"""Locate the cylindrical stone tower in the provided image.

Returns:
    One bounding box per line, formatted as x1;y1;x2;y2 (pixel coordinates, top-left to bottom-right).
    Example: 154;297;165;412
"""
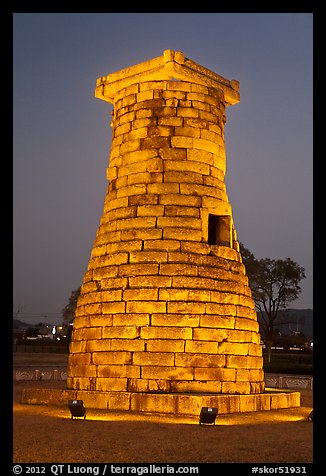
67;50;265;396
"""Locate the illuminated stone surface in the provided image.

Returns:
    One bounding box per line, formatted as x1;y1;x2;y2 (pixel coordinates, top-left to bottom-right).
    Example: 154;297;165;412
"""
21;387;300;415
68;50;265;396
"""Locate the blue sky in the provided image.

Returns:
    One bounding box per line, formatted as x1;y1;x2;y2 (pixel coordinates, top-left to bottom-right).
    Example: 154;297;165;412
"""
13;13;313;324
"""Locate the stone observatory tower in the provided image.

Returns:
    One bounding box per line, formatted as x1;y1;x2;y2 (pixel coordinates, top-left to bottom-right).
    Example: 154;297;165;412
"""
67;50;265;397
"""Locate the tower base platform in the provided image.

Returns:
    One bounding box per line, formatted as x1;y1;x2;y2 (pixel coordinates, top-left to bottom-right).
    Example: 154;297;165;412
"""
21;387;300;416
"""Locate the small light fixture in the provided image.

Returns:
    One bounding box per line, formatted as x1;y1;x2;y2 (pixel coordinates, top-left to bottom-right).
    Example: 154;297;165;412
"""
199;407;218;425
68;400;87;420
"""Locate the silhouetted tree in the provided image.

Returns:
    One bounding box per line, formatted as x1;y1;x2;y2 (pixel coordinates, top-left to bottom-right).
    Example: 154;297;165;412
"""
240;243;306;362
62;287;81;327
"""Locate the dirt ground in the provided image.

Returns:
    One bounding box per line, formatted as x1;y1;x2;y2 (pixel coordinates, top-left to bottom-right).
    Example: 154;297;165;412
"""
13;353;313;464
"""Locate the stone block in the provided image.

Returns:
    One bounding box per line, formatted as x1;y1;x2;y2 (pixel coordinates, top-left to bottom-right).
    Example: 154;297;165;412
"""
247;356;264;369
164;170;203;185
98;365;140;378
86;339;111;352
146;182;180;195
102;302;126;314
179;183;217;198
88;314;113;327
136;90;154;102
234;317;259;332
89;253;129;268
73;391;109;409
120;228;162;241
69;352;91;365
137;204;165;216
123;288;158;301
192;327;229;342
101;290;123;302
118;263;159;276
147;125;173;137
110;338;145;351
159;288;210;303
128;194;158;206
128;275;172;288
210;291;239;305
102;326;140;339
171;380;222;394
129;251;168;263
163;228;202;241
158;216;202;229
80;281;98;294
159;194;201;207
92;351;132;365
251;382;266;394
72;316;90;329
175;353;225;368
84;303;103;316
171;136;194;149
101;277;128;290
146;339;185;352
141;366;194;381
158;116;183;127
194;367;236;381
128;378;171;393
163;205;200;218
105;241;143;254
132;351;175;366
141;326;192;340
159;263;198;276
115;217;157;231
248;342;264;356
116;184;147;198
122;149;158;164
151;312;200;327
167;301;206;314
176;107;199;118
74;305;85;318
185;340;218;354
205;303;236;316
237;369;264;382
226;355;250;368
127;171;163;186
143;239;180;252
220;342;249;356
126;301;166;314
199;267;231;281
69;341;87;354
73;364;98;378
73;327;102;341
105;392;131;411
172;275;215;290
140;136;171;149
130;392;178;413
114;122;131;137
120;139;141;154
135;105;153;117
192;100;210;112
221;382;250;394
96;378;128;392
236;305;257;319
226;329;253;343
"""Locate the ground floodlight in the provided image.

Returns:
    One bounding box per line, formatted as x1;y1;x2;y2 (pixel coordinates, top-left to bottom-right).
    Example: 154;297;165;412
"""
199;407;218;425
68;400;86;419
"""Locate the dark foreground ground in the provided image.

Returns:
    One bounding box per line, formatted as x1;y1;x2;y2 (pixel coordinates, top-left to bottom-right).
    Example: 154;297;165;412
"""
13;381;313;464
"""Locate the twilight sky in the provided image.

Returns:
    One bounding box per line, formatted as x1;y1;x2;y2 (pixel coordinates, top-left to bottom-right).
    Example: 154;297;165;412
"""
13;13;313;324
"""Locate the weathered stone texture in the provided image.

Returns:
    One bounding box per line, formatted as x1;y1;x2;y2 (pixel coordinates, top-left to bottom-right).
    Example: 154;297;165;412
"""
68;50;265;396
